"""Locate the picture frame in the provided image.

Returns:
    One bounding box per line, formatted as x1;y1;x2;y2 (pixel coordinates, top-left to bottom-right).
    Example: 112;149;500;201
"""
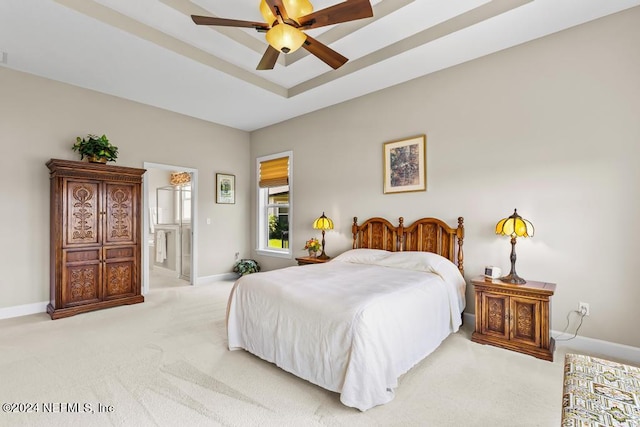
216;173;235;204
383;135;427;194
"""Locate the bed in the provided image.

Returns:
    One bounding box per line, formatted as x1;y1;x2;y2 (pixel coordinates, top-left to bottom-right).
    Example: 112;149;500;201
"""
227;216;465;411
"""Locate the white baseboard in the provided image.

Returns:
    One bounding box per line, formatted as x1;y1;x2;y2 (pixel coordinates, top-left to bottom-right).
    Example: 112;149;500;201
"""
463;313;640;365
552;329;640;365
152;265;179;276
463;312;475;326
0;301;49;320
195;272;238;285
0;274;238;321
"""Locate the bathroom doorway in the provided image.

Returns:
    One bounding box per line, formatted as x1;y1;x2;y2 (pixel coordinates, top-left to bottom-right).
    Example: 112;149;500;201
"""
142;162;198;293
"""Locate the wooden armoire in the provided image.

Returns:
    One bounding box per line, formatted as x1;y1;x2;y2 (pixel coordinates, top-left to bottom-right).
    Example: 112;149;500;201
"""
47;159;146;319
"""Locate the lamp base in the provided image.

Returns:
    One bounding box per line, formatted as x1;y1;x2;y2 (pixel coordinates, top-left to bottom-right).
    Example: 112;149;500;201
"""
316;251;330;260
499;273;526;285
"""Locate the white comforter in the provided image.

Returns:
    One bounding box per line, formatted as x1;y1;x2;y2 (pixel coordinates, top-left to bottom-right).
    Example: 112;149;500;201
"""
227;250;466;411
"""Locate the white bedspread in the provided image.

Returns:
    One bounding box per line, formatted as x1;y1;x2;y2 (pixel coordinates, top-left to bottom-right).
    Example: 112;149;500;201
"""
227;250;465;411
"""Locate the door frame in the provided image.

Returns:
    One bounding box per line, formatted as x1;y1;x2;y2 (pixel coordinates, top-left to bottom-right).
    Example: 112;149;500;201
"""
142;162;198;294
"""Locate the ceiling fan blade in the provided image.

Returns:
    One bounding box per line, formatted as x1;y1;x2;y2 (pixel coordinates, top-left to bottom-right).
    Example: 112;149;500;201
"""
191;15;269;31
302;35;348;70
298;0;373;30
257;45;280;70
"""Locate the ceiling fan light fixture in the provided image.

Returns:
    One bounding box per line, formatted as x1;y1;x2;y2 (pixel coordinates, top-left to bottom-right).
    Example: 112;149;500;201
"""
260;0;313;25
259;1;277;26
193;0;372;69
284;0;313;23
266;24;307;54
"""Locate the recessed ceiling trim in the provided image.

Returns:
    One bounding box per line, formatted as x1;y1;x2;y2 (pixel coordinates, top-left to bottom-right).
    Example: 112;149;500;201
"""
162;0;413;70
283;0;416;67
289;0;533;97
6;0;637;131
160;0;275;59
54;0;287;97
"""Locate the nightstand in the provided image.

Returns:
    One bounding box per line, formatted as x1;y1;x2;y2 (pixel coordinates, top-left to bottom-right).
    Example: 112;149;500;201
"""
295;256;330;266
471;276;556;361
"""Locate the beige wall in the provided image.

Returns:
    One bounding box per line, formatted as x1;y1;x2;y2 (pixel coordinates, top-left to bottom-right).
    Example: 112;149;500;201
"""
250;7;640;347
0;67;250;308
1;7;638;348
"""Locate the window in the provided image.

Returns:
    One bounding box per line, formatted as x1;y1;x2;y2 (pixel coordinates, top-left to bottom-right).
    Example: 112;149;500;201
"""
256;151;292;258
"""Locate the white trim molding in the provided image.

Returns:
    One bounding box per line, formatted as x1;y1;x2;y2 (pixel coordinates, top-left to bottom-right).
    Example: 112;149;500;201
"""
143;161;198;295
255;150;293;259
196;273;238;285
552;329;640;365
0;301;49;320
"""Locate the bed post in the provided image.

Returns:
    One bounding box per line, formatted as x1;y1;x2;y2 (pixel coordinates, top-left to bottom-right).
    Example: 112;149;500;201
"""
457;217;464;275
397;217;404;251
352;217;358;249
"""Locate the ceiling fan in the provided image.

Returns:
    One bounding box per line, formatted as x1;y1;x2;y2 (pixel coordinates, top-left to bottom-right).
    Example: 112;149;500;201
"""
191;0;373;70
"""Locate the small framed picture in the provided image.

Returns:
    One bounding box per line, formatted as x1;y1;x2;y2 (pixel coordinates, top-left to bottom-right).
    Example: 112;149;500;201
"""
216;173;235;204
383;135;426;194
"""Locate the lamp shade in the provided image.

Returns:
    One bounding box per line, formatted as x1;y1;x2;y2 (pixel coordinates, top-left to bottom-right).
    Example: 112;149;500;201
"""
260;0;313;25
313;212;334;230
265;24;307;54
259;0;277;25
495;209;534;238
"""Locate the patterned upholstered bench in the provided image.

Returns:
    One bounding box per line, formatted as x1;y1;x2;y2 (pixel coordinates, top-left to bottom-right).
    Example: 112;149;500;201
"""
562;353;640;426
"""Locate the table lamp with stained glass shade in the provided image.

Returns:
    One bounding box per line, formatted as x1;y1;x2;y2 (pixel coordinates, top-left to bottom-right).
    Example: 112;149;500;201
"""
495;209;534;284
312;212;334;260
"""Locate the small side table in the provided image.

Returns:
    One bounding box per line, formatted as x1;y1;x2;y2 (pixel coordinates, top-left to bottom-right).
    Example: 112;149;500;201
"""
295;256;330;266
471;276;556;361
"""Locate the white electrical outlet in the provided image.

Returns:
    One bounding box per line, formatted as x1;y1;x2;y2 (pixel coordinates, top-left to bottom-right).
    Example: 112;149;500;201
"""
578;302;590;316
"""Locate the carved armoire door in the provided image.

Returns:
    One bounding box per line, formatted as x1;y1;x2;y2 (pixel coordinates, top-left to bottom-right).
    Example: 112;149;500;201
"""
61;247;102;307
103;182;138;300
61;179;102;307
104;183;136;246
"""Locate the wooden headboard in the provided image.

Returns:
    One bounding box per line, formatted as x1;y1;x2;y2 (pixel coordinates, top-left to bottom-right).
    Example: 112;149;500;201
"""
352;216;464;274
351;217;400;252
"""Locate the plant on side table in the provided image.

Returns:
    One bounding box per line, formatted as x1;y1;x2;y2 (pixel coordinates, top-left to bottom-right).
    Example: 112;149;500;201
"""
233;259;261;276
72;134;118;163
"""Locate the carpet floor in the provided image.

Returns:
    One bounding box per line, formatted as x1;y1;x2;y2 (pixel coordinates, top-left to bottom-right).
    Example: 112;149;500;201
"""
0;280;565;426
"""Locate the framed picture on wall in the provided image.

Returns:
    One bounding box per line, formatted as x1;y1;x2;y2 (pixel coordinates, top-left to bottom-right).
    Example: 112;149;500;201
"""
216;173;235;204
383;135;426;194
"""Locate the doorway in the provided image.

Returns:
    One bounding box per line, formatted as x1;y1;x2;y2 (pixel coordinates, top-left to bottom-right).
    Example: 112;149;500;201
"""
142;162;198;293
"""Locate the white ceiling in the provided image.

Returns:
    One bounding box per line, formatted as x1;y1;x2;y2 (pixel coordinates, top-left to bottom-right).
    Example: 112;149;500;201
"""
1;0;639;131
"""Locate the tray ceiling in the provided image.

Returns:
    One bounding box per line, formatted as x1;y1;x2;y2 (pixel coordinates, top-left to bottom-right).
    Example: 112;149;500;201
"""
1;0;638;131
